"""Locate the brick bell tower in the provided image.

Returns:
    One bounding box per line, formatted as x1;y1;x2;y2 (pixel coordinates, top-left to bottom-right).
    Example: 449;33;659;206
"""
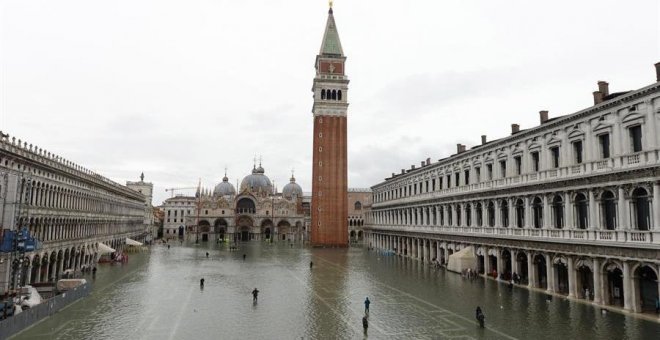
311;3;349;247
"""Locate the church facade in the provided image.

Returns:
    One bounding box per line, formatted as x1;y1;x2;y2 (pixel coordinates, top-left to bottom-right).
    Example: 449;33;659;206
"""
162;164;308;242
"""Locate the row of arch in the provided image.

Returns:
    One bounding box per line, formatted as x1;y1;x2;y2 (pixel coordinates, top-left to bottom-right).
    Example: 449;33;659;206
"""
19;178;142;215
368;232;660;314
320;89;342;101
9;238;130;288
371;185;655;231
20;216;144;243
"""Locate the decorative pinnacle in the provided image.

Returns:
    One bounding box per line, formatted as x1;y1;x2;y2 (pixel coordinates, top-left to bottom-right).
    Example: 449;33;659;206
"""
329;0;333;8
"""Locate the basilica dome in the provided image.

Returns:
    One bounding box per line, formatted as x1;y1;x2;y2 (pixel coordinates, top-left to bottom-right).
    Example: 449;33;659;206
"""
213;174;236;197
282;175;303;199
240;165;273;193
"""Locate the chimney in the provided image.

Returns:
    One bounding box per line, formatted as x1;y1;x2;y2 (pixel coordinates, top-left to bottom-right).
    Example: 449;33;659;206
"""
597;81;609;97
539;110;549;124
426;157;431;165
655;62;660;82
421;161;425;167
511;124;520;134
401;169;405;174
481;135;487;145
392;173;396;178
593;91;604;105
411;165;416;170
456;144;466;153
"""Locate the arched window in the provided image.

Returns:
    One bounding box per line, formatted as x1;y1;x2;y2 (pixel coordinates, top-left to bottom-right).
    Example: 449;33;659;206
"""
532;197;543;228
321;89;326;100
465;204;472;226
354;201;362;210
552;195;564;228
574;193;588;229
338;90;342;100
331;90;337;100
476;203;483;226
500;200;509;227
487;202;495;227
601;190;616;230
632;187;650;230
515;199;524;228
236;198;256;214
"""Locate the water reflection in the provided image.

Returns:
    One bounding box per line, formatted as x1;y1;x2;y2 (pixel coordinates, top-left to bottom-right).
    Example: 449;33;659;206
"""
11;242;660;340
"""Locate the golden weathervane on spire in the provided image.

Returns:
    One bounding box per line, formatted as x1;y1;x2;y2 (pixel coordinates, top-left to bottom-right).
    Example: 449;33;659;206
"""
329;0;333;9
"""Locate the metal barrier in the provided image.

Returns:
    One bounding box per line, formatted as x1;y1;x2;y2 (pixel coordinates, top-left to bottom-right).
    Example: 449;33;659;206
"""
0;283;91;339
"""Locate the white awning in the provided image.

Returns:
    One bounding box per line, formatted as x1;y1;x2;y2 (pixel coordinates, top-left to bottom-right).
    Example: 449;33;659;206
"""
126;238;143;246
98;243;115;254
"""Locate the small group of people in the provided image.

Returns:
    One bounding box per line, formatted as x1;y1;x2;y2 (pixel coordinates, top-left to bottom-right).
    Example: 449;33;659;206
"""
362;297;371;334
462;268;478;280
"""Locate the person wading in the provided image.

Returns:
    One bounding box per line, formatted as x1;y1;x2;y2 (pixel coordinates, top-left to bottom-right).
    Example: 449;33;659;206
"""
475;306;485;328
364;297;371;314
252;288;259;302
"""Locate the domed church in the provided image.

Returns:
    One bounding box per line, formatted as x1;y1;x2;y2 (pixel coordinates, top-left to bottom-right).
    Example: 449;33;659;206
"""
163;162;308;242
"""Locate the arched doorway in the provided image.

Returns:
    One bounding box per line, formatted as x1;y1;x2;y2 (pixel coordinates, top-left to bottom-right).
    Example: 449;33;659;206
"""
516;252;528;285
534;254;547;289
277;220;290;241
500;200;509;227
554;257;569;295
199;220;211;242
501;249;512;280
532;197;543;228
634;265;658;312
214;218;228;241
262;219;274;241
264;228;271;240
515;199;525;228
552;195;564;228
237;216;253;241
604;262;624;307
576;260;594;300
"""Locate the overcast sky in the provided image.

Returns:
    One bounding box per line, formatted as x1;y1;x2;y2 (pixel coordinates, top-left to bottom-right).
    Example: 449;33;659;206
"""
1;0;658;205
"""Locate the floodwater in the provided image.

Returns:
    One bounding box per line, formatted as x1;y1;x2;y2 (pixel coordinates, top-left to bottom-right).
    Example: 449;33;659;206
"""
12;241;660;340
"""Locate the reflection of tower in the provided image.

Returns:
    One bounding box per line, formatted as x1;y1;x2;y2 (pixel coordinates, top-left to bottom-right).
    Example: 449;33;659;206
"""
311;3;349;247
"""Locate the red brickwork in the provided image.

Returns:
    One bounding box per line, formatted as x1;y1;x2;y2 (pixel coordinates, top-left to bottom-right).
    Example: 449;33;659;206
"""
311;115;348;246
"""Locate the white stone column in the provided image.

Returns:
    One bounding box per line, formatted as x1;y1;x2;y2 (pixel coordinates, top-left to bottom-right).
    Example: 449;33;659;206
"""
496;249;503;280
623;261;632;311
524;197;531;228
527;252;536;288
543;195;551;228
508;198;514;228
593;258;603;304
25;261;33;284
588;190;596;229
510;250;517;279
565;192;574;229
653;182;659;230
495;202;501;228
567;256;576;298
618;187;629;229
482;202;488;227
545;254;554;293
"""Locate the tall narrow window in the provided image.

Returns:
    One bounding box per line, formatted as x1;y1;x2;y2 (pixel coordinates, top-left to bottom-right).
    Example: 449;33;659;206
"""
551;147;560;168
475;167;481;182
514;156;522;175
531;151;540;172
464;170;470;185
455;173;460;187
630;125;643;152
573;141;583;164
599;134;610;159
431;179;436;191
499;160;507;178
446;175;451;188
486;164;493;180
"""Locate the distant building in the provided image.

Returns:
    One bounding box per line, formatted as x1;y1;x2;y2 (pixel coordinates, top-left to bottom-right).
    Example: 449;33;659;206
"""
348;188;371;243
126;172;157;241
161;164;309;242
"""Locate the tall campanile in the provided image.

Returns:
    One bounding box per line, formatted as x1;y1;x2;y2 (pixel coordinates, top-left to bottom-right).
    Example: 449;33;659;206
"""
311;3;349;247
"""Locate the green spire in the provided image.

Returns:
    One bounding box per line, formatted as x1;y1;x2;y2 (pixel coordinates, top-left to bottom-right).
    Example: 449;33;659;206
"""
319;7;343;56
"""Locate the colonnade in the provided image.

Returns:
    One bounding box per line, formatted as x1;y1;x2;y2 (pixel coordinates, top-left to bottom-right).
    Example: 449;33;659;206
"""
366;231;660;314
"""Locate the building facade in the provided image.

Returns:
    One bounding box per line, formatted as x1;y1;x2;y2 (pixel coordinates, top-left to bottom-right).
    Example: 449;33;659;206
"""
126;173;157;241
348;188;371;243
162;165;309;242
0;132;148;294
366;64;660;315
311;4;349;247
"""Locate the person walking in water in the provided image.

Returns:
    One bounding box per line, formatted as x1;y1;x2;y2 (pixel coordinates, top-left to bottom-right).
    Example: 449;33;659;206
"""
310;261;314;269
243;254;247;261
206;252;209;258
364;297;371;314
200;278;205;287
252;288;259;302
362;315;368;334
475;306;485;328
